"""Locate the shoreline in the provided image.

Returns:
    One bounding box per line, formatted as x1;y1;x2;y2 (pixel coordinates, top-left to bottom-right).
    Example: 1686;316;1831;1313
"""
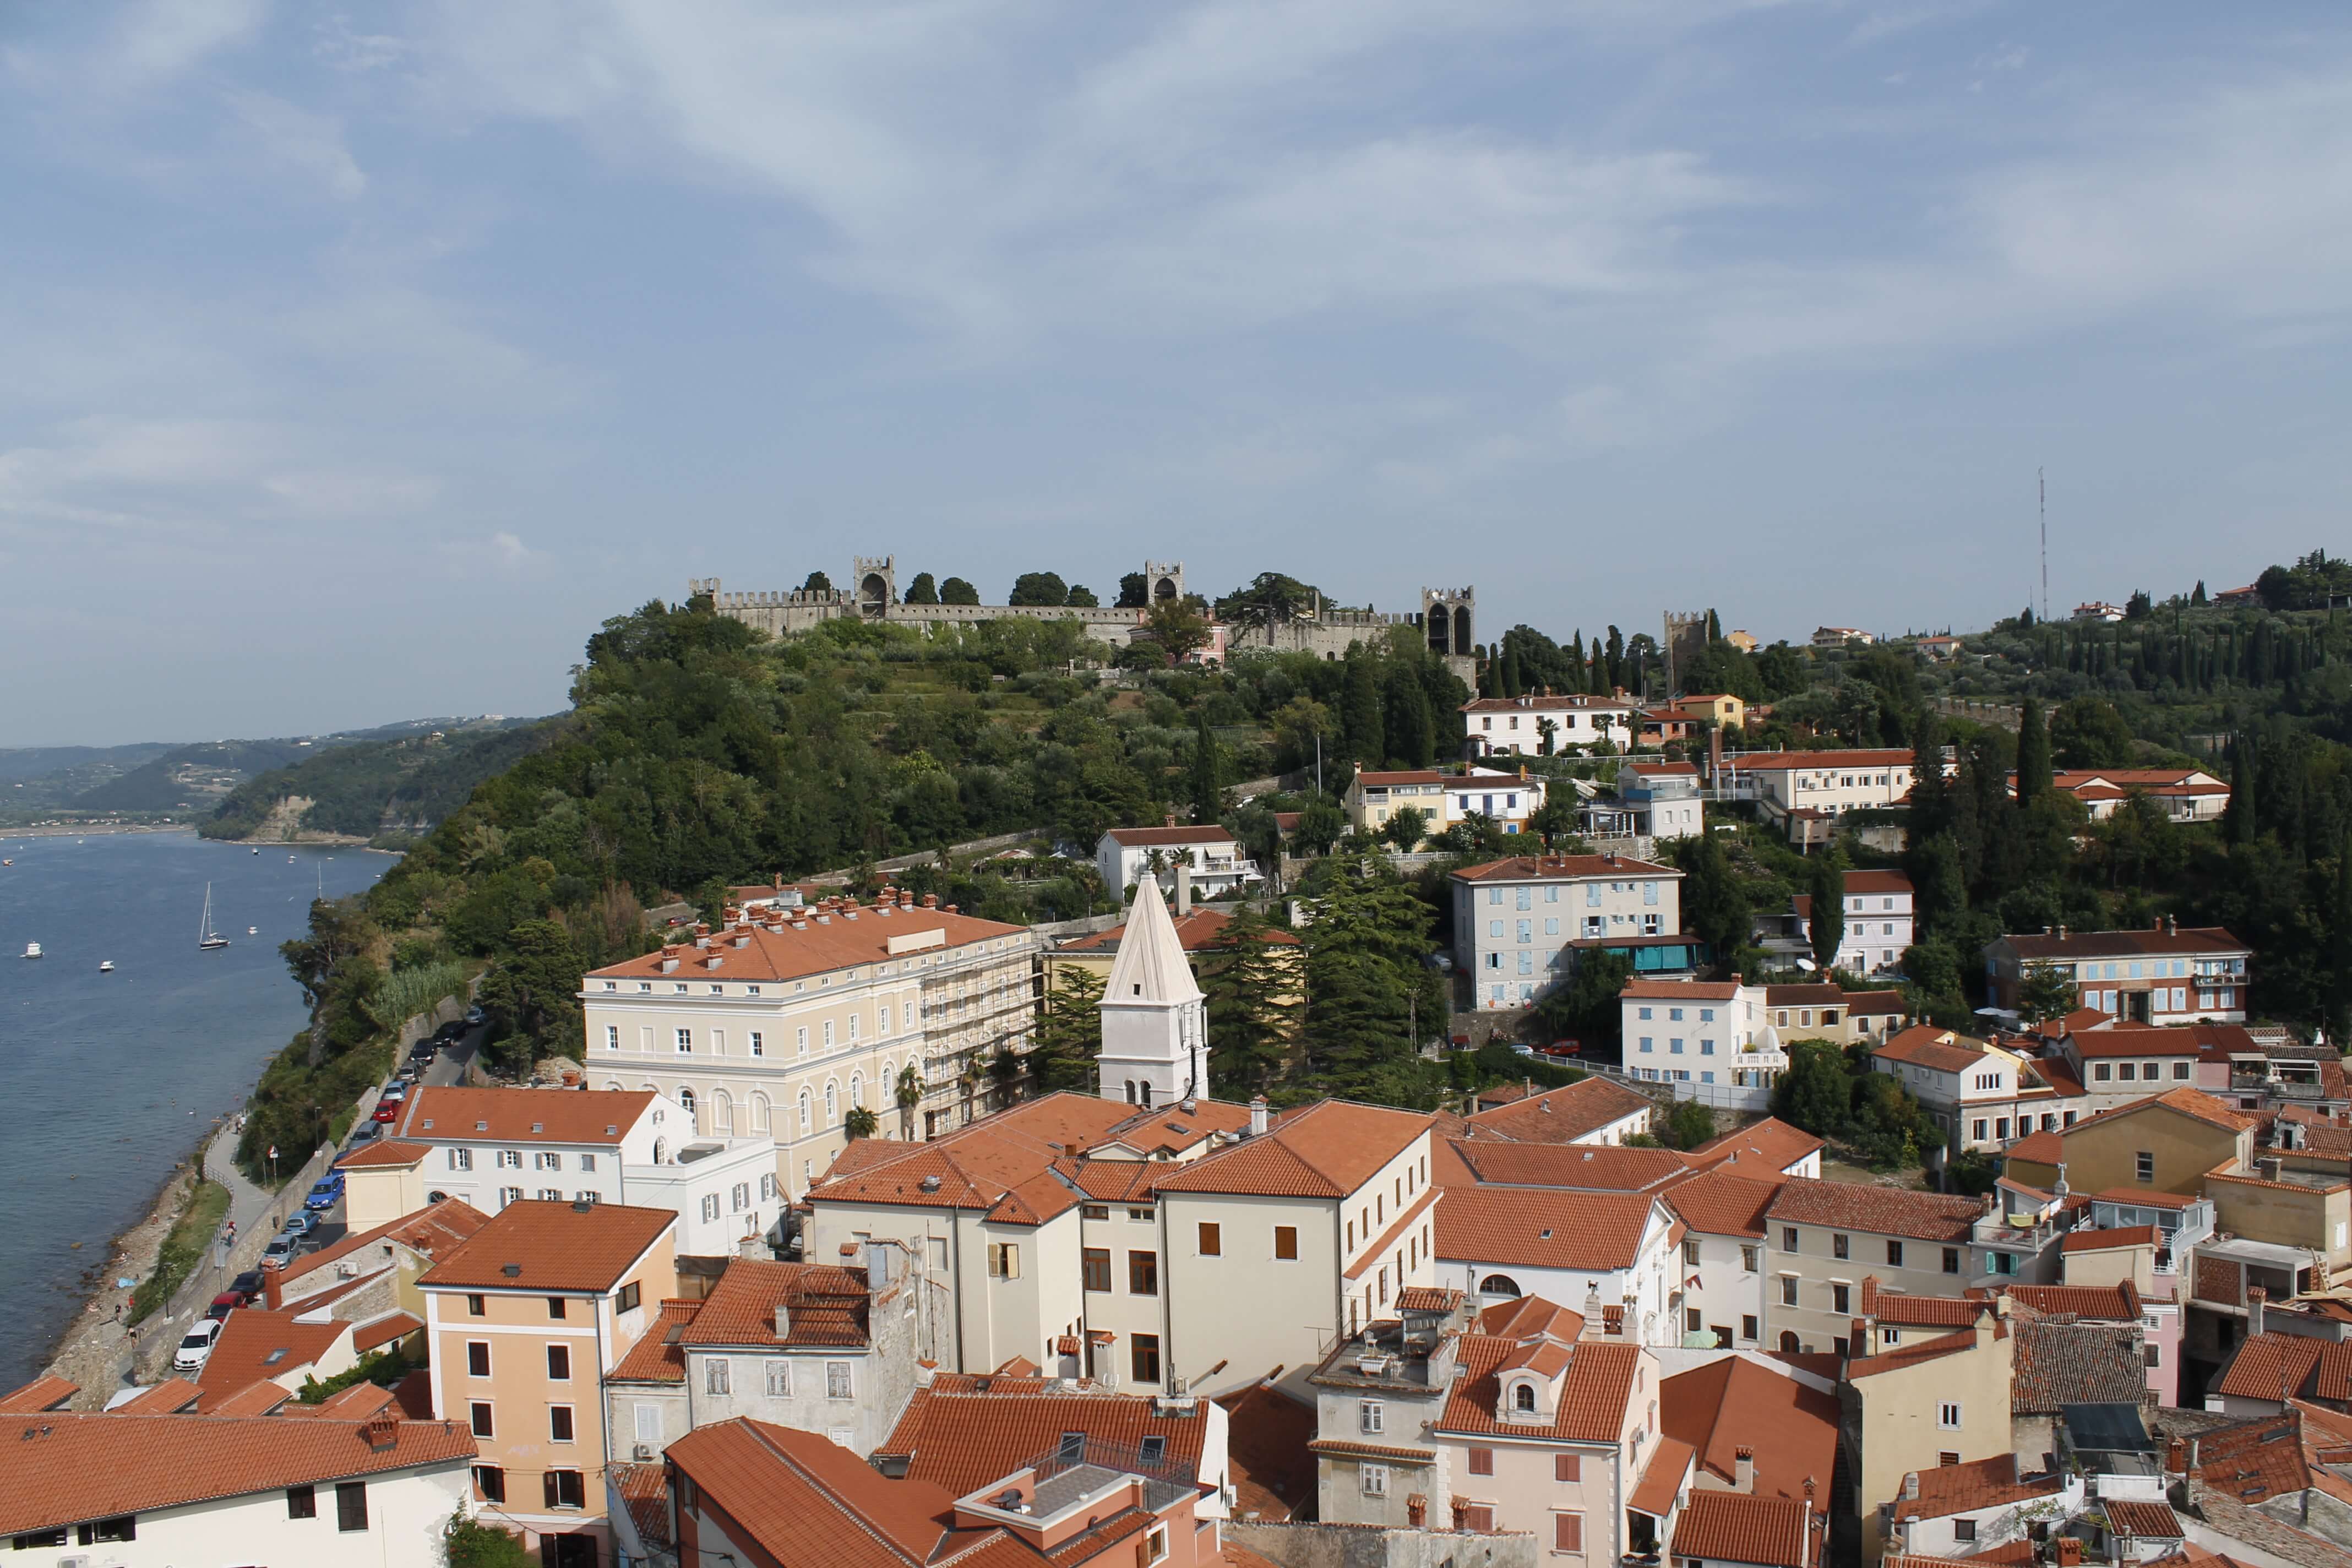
39;1128;216;1405
0;823;197;840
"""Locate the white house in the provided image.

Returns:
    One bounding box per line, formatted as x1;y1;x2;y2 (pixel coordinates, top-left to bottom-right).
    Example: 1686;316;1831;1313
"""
1868;1027;2056;1152
1616;761;1706;841
0;1397;476;1565
1618;979;1781;1090
1461;693;1642;758
381;1086;782;1254
1719;750;1919;830
1434;1185;1682;1346
1452;853;1687;1010
1346;767;1546;842
1657;1171;1782;1349
1787;869;1914;976
1096;824;1261;898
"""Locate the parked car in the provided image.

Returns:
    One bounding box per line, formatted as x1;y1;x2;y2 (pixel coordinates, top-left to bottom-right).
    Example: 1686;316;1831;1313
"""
371;1102;399;1124
281;1213;314;1238
464;1005;484;1026
173;1318;225;1373
229;1270;263;1299
380;1081;408;1101
206;1292;242;1320
260;1236;296;1269
303;1189;339;1213
348;1121;382;1145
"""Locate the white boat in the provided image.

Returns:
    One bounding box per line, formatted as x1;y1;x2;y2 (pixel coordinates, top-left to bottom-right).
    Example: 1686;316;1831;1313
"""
99;960;114;973
247;926;257;936
197;884;231;951
23;942;39;960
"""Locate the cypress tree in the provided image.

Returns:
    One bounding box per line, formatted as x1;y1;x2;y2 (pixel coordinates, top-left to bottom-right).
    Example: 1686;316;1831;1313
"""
2015;698;2050;807
1188;711;1225;824
1341;654;1385;767
1384;665;1435;768
1808;858;1845;972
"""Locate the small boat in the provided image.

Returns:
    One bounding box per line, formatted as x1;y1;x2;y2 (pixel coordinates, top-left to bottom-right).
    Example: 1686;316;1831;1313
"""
247;926;258;936
197;884;231;951
251;848;258;854
99;960;114;973
23;942;40;960
288;855;296;863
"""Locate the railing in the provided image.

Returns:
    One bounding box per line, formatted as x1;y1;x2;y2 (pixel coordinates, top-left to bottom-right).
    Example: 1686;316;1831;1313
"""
1020;1434;1197;1490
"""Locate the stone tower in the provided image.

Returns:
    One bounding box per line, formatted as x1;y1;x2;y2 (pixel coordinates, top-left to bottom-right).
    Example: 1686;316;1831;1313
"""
1144;561;1186;604
1096;881;1208;1110
852;556;897;618
1422;586;1475;657
1663;611;1709;693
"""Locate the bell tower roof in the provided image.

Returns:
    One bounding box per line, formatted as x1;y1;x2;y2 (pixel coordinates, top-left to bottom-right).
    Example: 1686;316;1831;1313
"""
1105;880;1204;1006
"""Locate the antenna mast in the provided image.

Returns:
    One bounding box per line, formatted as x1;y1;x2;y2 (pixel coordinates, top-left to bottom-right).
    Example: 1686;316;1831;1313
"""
2039;467;2048;623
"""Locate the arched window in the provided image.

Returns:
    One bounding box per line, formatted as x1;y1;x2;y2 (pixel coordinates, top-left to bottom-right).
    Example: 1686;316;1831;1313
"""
1778;1331;1800;1354
848;1071;863;1109
1477;1274;1522;1299
712;1089;734;1135
603;1080;624;1092
1124;1081;1136;1104
678;1087;698;1126
824;1081;838;1126
1513;1383;1537;1413
749;1093;771;1134
1138;1082;1153;1108
797;1090;813;1135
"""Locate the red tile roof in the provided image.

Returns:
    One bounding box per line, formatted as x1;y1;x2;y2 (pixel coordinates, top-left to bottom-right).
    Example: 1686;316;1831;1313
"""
1216;1381;1316;1523
2100;1086;2258;1131
1460;1076;1657;1144
667;1418;977;1568
1102;825;1236;846
1437;1332;1640;1445
2104;1499;2184;1539
2002;1282;2141;1319
112;1379;203;1414
2213;1335;2352;1407
682;1261;871;1349
191;1308;354;1402
1684;1118;1825;1176
1658;1356;1838;1500
1058;907;1299;954
1723;749;1915;771
1451;853;1679;882
2006;1129;2065;1166
608;1300;700;1384
418;1199;673;1293
1859;1280;1980;1329
1873;1026;1990;1074
808;1093;1197;1215
352;1311;423;1353
1152;1099;1429;1199
1622;978;1743;1001
2012;1318;2149;1413
0;1376;78;1413
1891;1454;2062;1521
0;1412;474;1536
284;1196;489;1291
1764;1180;1983;1242
1999;927;2248;960
395;1086;657;1145
2066;1029;2208;1059
589;900;1030;984
1673;1489;1821;1568
1628;1435;1695;1516
1659;1170;1785;1238
2087;1186;2196;1209
1446;1140;1691;1193
879;1386;1212;1500
1435;1186;1661;1271
334;1138;430;1168
1848;1325;1990;1380
2184;1412;2313;1505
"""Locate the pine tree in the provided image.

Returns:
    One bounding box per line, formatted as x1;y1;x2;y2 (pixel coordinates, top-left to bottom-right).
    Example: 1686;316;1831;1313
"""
2015;698;2050;807
1201;907;1304;1093
1032;967;1106;1092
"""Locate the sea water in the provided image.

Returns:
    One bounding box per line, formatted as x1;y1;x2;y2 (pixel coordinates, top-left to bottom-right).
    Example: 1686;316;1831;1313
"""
0;833;388;1385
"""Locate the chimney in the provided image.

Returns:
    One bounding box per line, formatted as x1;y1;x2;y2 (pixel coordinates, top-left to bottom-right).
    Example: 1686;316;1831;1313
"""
1734;1447;1755;1493
2166;913;2178;935
264;1265;283;1311
1580;1281;1605;1338
1902;1472;1919;1502
2257;1156;2282;1183
1248;1096;1268;1137
774;1304;792;1340
868;1240;892;1290
361;1411;399;1452
1176;863;1193;919
2053;1161;2070;1201
1981;1191;1999;1216
1849;1316;1872;1360
1165;812;1178;829
2054;1538;2083;1568
2057;924;2067;940
2247;1286;2266;1338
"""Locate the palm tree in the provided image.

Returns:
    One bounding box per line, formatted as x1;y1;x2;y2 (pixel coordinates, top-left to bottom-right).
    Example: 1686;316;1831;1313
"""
894;1063;923;1140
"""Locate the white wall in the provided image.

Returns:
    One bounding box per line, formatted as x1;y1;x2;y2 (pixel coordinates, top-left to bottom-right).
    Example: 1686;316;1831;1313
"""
62;1460;473;1568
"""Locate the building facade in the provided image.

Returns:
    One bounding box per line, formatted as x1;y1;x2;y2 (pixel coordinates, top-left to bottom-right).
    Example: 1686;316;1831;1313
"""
1462;693;1642;758
1983;922;2252;1024
1453;854;1686;1010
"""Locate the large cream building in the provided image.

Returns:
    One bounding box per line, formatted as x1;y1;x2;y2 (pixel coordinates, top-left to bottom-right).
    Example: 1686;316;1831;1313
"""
579;890;1041;1200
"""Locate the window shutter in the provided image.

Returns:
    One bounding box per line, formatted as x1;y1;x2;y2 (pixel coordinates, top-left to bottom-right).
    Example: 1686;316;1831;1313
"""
1556;1453;1581;1482
1556;1513;1582;1551
543;1470;562;1510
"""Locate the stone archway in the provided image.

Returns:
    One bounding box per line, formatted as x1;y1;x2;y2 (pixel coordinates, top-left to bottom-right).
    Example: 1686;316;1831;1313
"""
859;573;890;617
1453;605;1472;653
1153;576;1180;602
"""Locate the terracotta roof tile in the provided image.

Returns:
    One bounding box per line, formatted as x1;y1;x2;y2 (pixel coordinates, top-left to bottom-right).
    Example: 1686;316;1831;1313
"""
395;1086;657;1145
1891;1454;2062;1521
682;1261;870;1349
1447;1139;1690;1193
2213;1335;2352;1407
1684;1118;1824;1175
1461;1077;1657;1144
2000;927;2248;961
2067;1031;2209;1060
0;1376;78;1413
608;1300;701;1384
1764;1180;1983;1242
1660;1170;1786;1238
879;1386;1211;1501
418;1199;673;1293
1672;1489;1821;1568
2012;1319;2149;1414
1152;1099;1428;1199
1436;1186;1660;1271
2001;1282;2141;1319
1058;907;1299;954
204;1380;296;1417
2184;1412;2313;1505
333;1138;431;1168
1629;1435;1695;1516
2006;1129;2065;1166
2105;1500;2185;1539
283;1196;490;1291
1848;1326;1988;1380
1873;1026;1991;1074
1622;978;1742;1001
1859;1280;1979;1329
1723;749;1915;772
611;1460;673;1548
1438;1331;1640;1445
1451;853;1680;883
191;1308;353;1402
1101;826;1237;846
0;1413;474;1536
667;1417;978;1568
112;1379;203;1414
1658;1357;1839;1500
589;901;1032;986
352;1311;423;1353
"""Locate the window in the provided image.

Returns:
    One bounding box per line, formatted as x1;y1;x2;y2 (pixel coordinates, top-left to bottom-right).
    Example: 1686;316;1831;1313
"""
543;1470;586;1510
1129;1250;1159;1295
1954;1520;1978;1543
1362;1463;1389;1497
761;1358;792;1396
1741;1315;1760;1342
2093;1063;2112;1082
1199;1222;1221;1256
335;1482;368;1533
1082;1248;1112;1292
701;1194;720;1222
1360;1399;1385;1434
287;1484;317;1518
1275;1226;1298;1260
1685;1308;1702;1333
472;1466;504;1503
547;1343;570;1380
1781;1226;1799;1252
604;1025;619;1050
1468;1446;1495;1476
750;1031;764;1057
706;1359;731;1396
1942;1248;1961;1275
1131;1333;1162;1384
617;1281;641;1314
469;1401;494;1438
545;1295;567;1320
1555;1513;1585;1553
467;1341;491;1377
465;1293;486;1317
827;1360;854;1400
549;1404;575;1442
676;1027;692;1053
1082;1203;1109;1221
1887;1240;1904;1267
1683;1239;1700;1265
1832;1233;1849;1260
1556;1453;1582;1482
1832;1283;1850;1315
1741;1245;1760;1272
580;1153;596;1172
2135;1151;2154;1183
1939;1402;1962;1429
449;1148;473;1172
988;1242;1021;1278
732;1182;750;1213
1781;1277;1798;1306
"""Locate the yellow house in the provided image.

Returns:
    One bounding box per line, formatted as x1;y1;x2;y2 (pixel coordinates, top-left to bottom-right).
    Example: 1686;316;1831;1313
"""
1998;1086;2254;1199
1843;1298;2017;1565
420;1200;678;1564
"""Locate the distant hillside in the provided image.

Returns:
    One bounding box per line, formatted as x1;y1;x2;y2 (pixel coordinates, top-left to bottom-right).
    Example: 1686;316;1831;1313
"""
73;738;323;813
0;743;179;808
200;718;560;845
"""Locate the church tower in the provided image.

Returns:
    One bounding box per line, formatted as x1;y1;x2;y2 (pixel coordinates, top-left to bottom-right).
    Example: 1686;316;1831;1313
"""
1097;881;1208;1109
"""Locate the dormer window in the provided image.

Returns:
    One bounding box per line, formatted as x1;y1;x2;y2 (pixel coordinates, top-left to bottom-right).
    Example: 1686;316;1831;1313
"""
1513;1384;1536;1413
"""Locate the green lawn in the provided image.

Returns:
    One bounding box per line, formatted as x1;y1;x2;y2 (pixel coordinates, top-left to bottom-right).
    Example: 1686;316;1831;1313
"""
128;1177;231;1325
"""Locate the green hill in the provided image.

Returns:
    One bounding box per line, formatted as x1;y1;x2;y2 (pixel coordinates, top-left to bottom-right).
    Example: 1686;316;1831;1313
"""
201;719;557;845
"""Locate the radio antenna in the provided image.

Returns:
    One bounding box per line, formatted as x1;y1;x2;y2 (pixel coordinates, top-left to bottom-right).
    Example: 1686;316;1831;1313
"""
2039;467;2048;623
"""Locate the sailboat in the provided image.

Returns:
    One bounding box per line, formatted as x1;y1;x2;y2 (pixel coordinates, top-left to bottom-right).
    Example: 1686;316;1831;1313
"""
197;884;231;951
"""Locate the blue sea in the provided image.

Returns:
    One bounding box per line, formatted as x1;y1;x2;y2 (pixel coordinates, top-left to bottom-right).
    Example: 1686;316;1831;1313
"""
0;832;389;1385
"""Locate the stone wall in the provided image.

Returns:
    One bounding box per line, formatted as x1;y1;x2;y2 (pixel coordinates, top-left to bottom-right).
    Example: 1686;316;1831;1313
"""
1226;1521;1538;1568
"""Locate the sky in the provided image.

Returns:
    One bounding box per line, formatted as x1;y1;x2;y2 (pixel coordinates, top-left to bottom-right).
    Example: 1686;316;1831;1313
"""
4;2;2350;746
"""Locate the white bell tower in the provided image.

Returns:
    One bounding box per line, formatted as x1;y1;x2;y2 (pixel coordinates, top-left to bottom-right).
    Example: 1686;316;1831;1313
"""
1097;881;1208;1109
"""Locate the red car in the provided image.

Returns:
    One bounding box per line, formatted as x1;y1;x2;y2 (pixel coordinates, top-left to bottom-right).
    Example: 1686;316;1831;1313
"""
371;1101;400;1123
205;1292;241;1321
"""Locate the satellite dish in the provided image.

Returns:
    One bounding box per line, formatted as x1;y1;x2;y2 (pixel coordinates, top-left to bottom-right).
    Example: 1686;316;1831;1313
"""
1794;957;1817;972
